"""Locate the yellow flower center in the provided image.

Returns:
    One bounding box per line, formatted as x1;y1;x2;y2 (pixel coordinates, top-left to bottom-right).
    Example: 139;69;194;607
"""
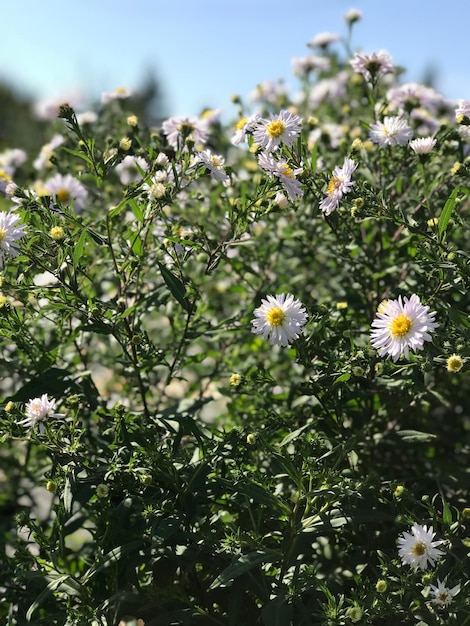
447;355;463;372
0;170;11;182
0;227;7;244
390;313;412;338
236;117;247;131
279;164;294;179
210;155;222;167
266;119;286;138
56;187;71;203
412;541;426;556
266;307;285;327
327;175;343;195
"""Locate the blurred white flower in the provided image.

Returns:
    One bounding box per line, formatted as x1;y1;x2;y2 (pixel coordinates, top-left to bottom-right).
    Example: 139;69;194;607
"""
45;173;88;212
369;116;413;146
350;50;394;82
0;211;26;267
115;155;148;185
430;579;460;606
101;86;132;104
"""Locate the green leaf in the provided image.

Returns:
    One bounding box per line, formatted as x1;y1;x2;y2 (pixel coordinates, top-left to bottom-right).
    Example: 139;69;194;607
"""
262;596;293;626
396;430;436;442
157;261;192;312
63;475;73;515
209;550;280;590
82;540;144;584
438;186;460;238
27;574;82;621
72;229;89;268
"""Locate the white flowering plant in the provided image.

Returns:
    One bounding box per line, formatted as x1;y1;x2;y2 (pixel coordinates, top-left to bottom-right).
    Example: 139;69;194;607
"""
0;13;469;626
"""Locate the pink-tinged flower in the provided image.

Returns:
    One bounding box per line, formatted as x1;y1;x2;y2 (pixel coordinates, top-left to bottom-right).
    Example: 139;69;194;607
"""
258;152;303;202
409;137;436;154
307;32;340;48
253;110;302;152
251;293;308;347
101;86;132;104
387;83;444;114
195;150;230;186
0;149;27;176
231;114;261;146
161;115;209;149
33;134;65;170
319;158;357;216
0;211;26;267
350;50;394;82
249;80;288;105
308;72;349;107
18;394;65;432
455;99;470;122
45;173;88;212
291;55;330;76
115;155;149;185
369;116;413;146
370;294;438;361
397;523;444;570
430;579;460;606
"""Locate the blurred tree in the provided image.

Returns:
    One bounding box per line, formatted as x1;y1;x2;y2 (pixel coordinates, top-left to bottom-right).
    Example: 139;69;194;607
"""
0;82;48;155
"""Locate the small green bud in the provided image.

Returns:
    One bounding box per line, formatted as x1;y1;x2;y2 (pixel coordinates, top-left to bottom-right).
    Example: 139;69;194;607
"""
375;579;387;593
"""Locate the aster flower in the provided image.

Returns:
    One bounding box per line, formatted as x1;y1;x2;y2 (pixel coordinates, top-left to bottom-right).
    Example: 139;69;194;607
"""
350;50;394;82
409;137;436;154
18;393;65;432
253;110;302;152
397;523;444;570
161;115;209;150
249;80;287;105
387;83;443;115
446;353;463;372
0;148;27;176
195;150;230;186
115;155;149;185
430;579;460;606
258;152;303;202
33;134;65;170
0;211;26;268
251;293;308;347
101;86;132;104
45;173;88;212
344;9;362;23
319;157;357;216
291;55;330;76
370;294;438;361
369;116;413;146
308;72;349;107
455;99;470;122
307;32;340;48
231;114;261;146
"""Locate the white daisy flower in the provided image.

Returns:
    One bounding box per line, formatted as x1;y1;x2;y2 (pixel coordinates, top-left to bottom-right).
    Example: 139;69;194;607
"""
409;137;436;154
161;115;209;149
307;32;340;48
350;50;394;82
115;155;149;185
251;293;308;347
370;294;438;362
195;149;230;186
369;116;413;146
319;157;357;216
253;110;302;152
455;99;470;122
258;153;303;202
430;579;460;606
231;114;261;146
397;523;444;570
0;148;27;176
0;211;26;268
291;55;330;77
45;173;88;212
33;134;65;170
101;86;132;104
18;393;65;432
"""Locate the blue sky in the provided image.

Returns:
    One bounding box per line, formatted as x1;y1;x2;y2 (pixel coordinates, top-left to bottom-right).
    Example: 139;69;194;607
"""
1;0;469;119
